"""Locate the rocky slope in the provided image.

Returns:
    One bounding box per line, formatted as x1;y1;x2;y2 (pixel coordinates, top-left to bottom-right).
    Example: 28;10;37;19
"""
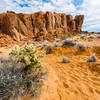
0;11;84;41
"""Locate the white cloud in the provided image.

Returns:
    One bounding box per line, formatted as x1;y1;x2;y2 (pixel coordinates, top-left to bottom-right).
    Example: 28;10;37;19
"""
0;0;7;12
81;0;100;32
41;3;55;12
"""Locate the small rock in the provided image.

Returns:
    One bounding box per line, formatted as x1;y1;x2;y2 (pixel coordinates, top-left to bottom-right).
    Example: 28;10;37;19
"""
62;56;70;63
87;54;98;63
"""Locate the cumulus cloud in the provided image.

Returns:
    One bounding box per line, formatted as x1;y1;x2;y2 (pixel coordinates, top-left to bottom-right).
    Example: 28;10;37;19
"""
81;0;100;32
0;0;100;32
0;0;7;12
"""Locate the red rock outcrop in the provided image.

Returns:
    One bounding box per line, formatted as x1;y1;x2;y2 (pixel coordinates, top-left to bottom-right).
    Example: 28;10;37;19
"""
0;11;84;41
74;15;84;32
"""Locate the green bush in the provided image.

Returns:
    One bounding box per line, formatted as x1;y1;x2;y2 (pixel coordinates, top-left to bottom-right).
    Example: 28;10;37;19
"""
0;44;46;100
10;44;45;67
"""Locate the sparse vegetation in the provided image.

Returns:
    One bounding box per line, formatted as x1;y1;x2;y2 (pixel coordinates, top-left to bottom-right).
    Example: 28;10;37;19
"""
0;54;13;63
42;40;48;47
54;42;59;47
0;50;2;53
62;56;70;63
46;46;53;54
88;35;95;39
80;34;86;39
96;35;100;39
87;54;98;63
0;44;46;100
62;38;76;47
36;43;43;48
55;38;61;42
54;31;72;40
76;43;86;50
10;44;45;67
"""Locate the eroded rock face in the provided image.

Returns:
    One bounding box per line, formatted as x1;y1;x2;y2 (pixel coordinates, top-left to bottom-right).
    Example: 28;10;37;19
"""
75;15;84;32
0;12;28;41
0;11;84;41
18;13;33;33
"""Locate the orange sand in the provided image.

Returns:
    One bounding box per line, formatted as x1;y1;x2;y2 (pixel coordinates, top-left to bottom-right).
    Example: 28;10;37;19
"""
1;34;100;100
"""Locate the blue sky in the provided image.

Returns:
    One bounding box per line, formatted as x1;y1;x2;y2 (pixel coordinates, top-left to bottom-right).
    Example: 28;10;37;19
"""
0;0;100;32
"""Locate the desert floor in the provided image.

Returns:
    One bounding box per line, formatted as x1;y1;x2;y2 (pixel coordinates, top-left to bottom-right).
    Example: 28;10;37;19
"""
1;34;100;100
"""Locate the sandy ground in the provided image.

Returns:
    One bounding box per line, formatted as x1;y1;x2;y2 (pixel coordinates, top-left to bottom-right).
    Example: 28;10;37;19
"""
1;34;100;100
38;34;100;100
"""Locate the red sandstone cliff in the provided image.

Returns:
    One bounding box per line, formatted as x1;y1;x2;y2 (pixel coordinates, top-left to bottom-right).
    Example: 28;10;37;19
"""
0;11;84;41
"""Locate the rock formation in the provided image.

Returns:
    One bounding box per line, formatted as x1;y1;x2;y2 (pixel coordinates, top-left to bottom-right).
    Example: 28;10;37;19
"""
0;11;84;41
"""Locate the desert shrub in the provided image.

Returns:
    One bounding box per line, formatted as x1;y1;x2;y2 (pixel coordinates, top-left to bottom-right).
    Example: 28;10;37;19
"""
0;54;12;63
0;61;24;100
87;54;98;63
96;35;100;39
62;56;70;63
36;43;43;48
76;43;86;50
80;34;86;39
0;44;46;100
0;50;2;53
43;40;48;44
62;38;76;47
88;35;95;39
62;31;72;39
54;42;59;47
46;46;53;54
10;44;45;67
42;40;48;47
55;38;61;42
